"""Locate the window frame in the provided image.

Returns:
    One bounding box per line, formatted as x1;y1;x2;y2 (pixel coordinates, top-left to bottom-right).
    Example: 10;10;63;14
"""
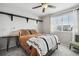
50;12;73;32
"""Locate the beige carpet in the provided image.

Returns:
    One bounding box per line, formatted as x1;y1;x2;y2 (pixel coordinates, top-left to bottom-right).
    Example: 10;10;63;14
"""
52;45;79;56
0;45;79;56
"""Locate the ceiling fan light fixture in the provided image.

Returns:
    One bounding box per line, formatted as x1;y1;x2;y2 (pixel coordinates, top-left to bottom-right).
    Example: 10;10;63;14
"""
32;3;56;13
42;4;48;8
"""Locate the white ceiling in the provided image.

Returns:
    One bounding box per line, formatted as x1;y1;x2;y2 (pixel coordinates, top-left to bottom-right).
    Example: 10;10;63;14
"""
0;3;79;16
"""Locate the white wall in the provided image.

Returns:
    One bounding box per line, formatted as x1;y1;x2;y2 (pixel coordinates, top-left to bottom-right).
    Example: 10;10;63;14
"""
39;16;50;34
77;10;79;33
0;14;11;36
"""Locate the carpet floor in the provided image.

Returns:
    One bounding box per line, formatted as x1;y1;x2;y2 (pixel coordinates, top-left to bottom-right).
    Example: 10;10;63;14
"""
0;45;79;56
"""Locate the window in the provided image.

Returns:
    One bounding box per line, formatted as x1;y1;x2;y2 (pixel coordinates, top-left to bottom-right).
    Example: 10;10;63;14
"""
63;13;73;31
50;12;73;32
51;16;62;32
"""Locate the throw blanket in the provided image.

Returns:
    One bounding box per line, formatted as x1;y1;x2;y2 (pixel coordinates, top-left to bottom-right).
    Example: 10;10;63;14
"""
26;35;58;56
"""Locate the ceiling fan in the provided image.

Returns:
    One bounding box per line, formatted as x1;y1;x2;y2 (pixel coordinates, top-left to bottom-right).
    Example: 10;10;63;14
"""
32;3;56;13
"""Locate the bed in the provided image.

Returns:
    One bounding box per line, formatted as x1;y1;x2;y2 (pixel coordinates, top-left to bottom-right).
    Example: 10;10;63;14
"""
18;29;59;56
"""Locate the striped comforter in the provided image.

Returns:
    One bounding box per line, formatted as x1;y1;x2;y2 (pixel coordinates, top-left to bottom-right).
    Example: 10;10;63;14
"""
26;34;59;56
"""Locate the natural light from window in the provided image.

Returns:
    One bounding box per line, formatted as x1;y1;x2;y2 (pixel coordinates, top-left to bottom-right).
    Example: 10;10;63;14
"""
50;12;73;32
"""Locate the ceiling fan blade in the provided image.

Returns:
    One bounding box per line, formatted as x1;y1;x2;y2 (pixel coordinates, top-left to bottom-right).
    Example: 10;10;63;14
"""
42;8;45;13
48;5;56;8
32;5;42;9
